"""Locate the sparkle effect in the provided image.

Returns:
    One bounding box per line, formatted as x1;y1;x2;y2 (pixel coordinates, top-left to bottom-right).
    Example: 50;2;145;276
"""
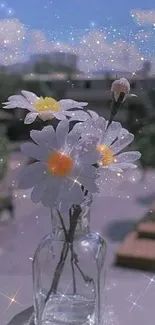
0;288;24;314
126;293;143;312
126;273;155;313
141;274;155;292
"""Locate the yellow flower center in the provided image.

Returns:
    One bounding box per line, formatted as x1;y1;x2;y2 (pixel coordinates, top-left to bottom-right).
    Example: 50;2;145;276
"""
35;97;60;112
97;145;115;166
47;152;73;177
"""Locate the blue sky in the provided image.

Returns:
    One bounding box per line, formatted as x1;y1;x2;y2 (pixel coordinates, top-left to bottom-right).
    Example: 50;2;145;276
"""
0;0;155;71
1;0;155;39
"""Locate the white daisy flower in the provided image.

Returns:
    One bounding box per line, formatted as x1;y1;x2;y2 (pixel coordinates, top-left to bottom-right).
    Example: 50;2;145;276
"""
111;77;137;102
3;90;89;124
73;110;129;138
17;119;101;212
72;112;141;173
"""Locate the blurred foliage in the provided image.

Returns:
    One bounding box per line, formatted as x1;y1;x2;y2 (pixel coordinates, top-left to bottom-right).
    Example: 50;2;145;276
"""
0;72;24;105
0;60;78;103
0;136;9;180
0;73;22;103
135;119;155;168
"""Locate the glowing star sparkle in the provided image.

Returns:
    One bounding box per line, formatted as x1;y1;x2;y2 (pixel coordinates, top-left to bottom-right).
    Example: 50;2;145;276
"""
126;293;143;312
141;274;155;292
0;287;24;314
3;91;89;124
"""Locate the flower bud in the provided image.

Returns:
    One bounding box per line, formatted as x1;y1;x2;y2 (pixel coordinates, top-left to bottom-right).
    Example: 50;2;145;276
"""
111;78;130;102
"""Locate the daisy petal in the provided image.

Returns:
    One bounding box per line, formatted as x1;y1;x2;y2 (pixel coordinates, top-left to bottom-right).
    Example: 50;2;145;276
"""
78;102;88;107
8;95;24;101
3;103;20;109
38;111;54;121
78;171;99;193
103;122;121;146
52;111;67;120
4;95;33;110
76;165;98;179
59;200;71;214
115;151;141;163
95;117;106;130
58;178;84;210
70;165;98;190
80;150;101;164
41;176;62;207
31;178;47;203
17;162;46;189
119;128;129;137
80;117;105;139
78;119;93;135
21;90;39;104
59;99;88;110
93;119;107;142
66;130;80;152
87;110;99;120
110;133;134;155
114;162;137;169
56;119;69;149
126;94;137;98
64;110;89;121
24;112;38;124
21;142;49;161
108;166;123;172
30;125;56;149
71;122;83;134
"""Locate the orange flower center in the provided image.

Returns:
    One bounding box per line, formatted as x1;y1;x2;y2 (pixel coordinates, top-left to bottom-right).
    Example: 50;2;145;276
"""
47;152;73;176
97;145;115;166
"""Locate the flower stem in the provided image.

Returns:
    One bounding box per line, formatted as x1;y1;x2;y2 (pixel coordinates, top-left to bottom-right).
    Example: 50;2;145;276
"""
45;205;81;303
46;243;69;299
70;244;76;295
73;251;94;286
68;205;81;295
107;100;123;129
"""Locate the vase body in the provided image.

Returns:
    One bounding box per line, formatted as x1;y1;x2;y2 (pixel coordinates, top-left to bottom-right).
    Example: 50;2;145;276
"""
32;194;106;325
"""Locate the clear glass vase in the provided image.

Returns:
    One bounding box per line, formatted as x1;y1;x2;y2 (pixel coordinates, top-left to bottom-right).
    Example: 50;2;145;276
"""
32;193;106;325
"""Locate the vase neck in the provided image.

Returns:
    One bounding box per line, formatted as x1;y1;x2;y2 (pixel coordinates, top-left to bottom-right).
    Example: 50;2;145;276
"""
51;194;92;240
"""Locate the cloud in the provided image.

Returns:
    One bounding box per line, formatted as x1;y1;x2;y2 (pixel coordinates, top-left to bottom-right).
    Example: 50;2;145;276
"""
74;31;143;73
0;18;151;73
135;31;151;40
26;29;75;55
0;18;25;65
0;18;25;46
131;9;155;25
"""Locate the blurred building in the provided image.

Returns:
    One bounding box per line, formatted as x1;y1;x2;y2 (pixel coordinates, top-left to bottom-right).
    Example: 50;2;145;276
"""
7;62;32;74
135;60;152;78
5;52;77;75
30;52;77;69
